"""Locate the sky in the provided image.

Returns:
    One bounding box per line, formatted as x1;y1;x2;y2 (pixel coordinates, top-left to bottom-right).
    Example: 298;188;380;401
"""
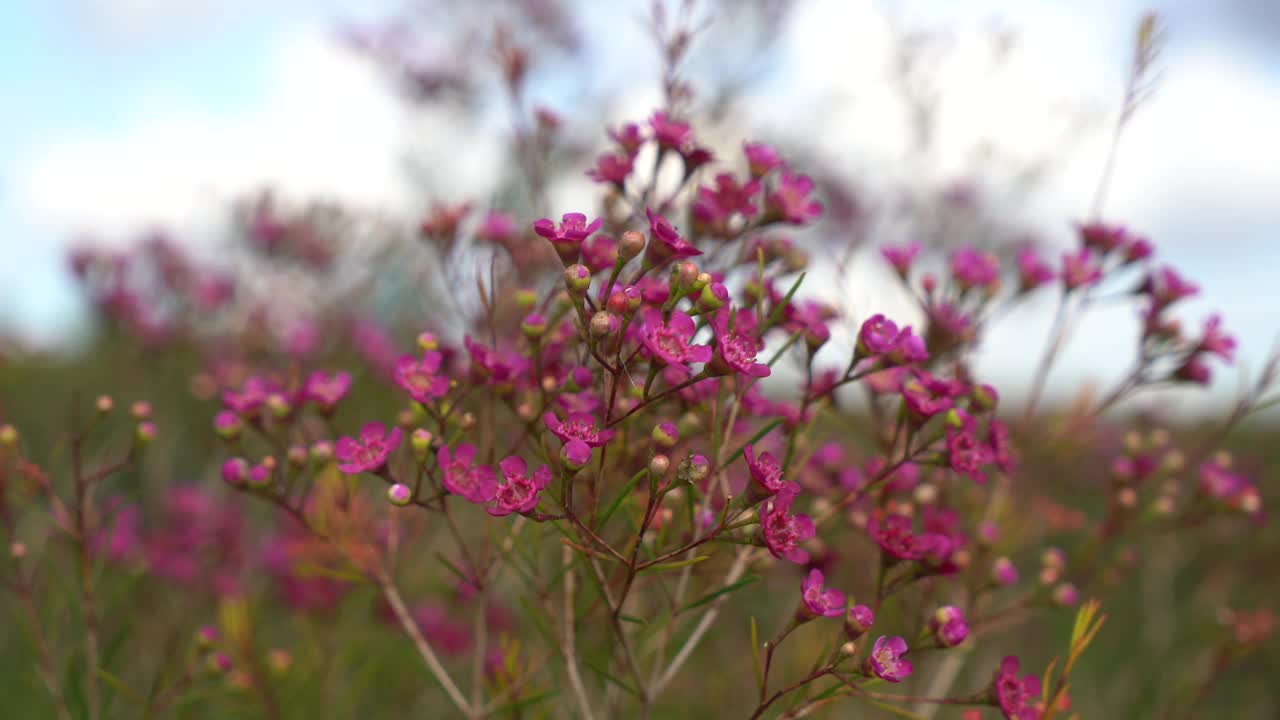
1;0;1277;412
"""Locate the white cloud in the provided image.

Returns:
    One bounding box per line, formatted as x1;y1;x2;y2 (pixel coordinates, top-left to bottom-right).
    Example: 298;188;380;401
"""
13;28;501;249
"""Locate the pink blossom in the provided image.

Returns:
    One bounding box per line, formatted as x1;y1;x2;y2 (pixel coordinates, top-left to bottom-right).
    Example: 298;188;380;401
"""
640;309;712;366
709;308;770;378
767;170;823;225
438;444;498;504
744;444;793;503
395;351;450;403
993;655;1043;720
867;636;913;683
335;423;402;474
644;208;703;264
543;412;615;448
743;141;781;177
799;568;846;619
303;370;351;410
759;485;814;564
488;456;551;516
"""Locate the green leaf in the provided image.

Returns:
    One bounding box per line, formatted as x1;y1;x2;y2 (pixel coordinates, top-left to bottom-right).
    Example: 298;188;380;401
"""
725;419;784;466
97;670;145;707
764;271;807;331
678;575;760;614
640;555;709;573
619;614;646;625
751;616;763;693
584;660;641;697
598;468;648;528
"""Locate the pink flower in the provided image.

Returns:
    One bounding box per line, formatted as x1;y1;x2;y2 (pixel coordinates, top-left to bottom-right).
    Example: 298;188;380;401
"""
438;444;498;504
993;655;1043;720
649;111;692;150
709;308;770;378
947;425;992;484
767;170;823;225
395;351;451;403
692;174;762;234
223;376;277;417
950;247;1000;292
929;606;970;647
844;605;875;640
1017;248;1055;292
744;444;792;504
475;211;518;245
543;412;615;449
587;152;633;185
1196;314;1236;362
465;337;529;387
759;485;814;564
866;636;913;683
868;512;941;562
640;309;713;367
1077;221;1131;254
901;370;959;422
1061;248;1102;290
609;123;646;155
487;456;550;516
857;314;900;357
335;423;402;474
303;370;351;411
799;569;846;619
644;208;703;264
1144;266;1199;309
881;241;921;278
534;213;603;264
743;141;781;177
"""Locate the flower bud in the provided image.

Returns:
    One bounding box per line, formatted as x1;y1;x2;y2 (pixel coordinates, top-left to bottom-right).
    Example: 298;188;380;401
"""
676;454;710;484
691;272;711;293
248;463;272;489
977;521;999;546
131;401;152;420
1041;547;1067;570
564;264;591;295
561;440;592;471
696;282;729;313
266;393;291;419
267;649;292;675
649;454;671;478
209;652;233;675
589;311;618;339
929;606;969;647
310;441;333;462
411;429;433;459
844;604;874;641
619;230;646;261
1052;583;1080;608
214;410;242;440
221;458;249;486
195;625;218;649
607;291;631;315
521;312;548;339
387;483;412;506
417;332;439;351
0;424;15;447
287;445;309;468
96;395;114;414
135;421;157;446
839;641;858;658
970;384;999;412
652;422;680;449
514;288;539;311
992;556;1019;586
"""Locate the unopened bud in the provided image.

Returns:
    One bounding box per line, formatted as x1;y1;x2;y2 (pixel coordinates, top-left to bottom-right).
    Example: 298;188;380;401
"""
135;421;157;445
247;463;272;489
652;422;680;449
696;282;729;313
411;429;433;458
521;312;548;339
590;311;618;338
561;440;592;471
266;393;290;419
649;454;671;477
287;445;309;468
564;264;592;295
0;424;15;447
96;395;114;414
222;458;249;486
131;401;152;420
514;288;539;311
619;230;646;261
214;410;242;440
387;483;412;506
1052;583;1080;608
417;332;439;351
310;441;333;462
676;454;710;484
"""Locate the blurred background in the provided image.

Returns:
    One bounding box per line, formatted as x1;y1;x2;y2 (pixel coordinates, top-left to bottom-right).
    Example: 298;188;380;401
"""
1;0;1278;411
1;2;1278;718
